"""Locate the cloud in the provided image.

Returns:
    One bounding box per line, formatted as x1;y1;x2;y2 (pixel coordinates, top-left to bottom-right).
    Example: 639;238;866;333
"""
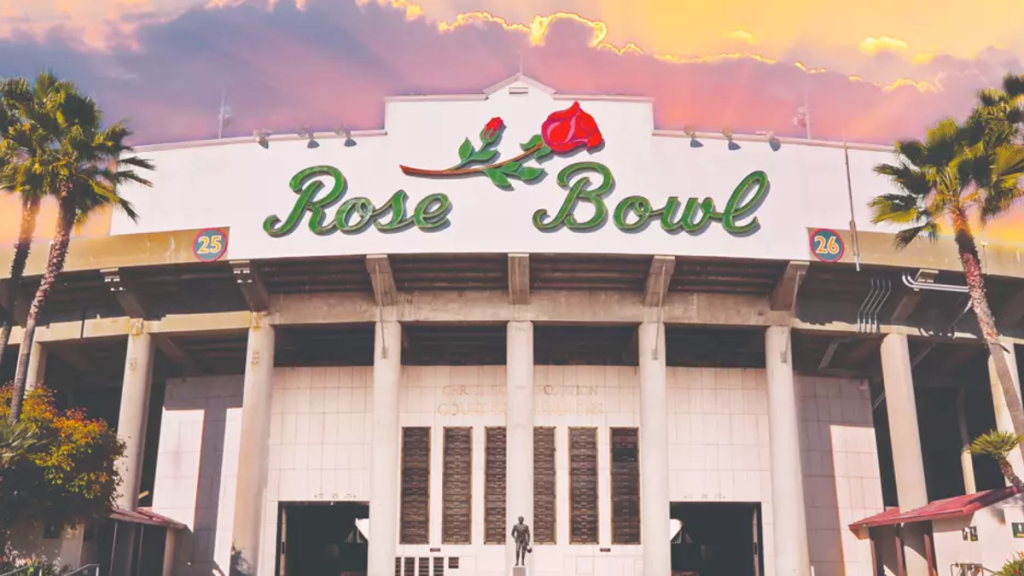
859;35;909;55
727;29;757;44
0;0;1018;149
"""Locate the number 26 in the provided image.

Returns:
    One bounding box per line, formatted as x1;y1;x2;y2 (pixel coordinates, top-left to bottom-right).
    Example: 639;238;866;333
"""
814;235;840;255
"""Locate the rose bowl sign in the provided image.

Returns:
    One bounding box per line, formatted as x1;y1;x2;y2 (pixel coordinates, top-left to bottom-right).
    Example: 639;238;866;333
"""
264;102;770;239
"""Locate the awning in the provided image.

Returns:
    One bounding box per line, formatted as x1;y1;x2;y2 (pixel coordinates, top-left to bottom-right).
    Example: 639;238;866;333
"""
848;486;1020;531
109;508;187;530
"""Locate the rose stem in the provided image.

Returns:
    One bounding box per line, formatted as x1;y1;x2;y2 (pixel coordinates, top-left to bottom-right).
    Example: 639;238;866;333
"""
400;144;542;177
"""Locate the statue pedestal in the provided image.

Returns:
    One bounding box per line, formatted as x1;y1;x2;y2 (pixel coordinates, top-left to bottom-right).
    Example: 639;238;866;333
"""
511;567;528;576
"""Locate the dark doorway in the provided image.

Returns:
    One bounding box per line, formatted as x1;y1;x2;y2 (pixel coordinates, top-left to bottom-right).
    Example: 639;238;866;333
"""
278;502;369;576
670;502;763;576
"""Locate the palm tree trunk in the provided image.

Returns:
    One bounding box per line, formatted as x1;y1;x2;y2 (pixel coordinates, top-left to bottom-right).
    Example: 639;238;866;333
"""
952;209;1024;464
999;458;1024;491
8;193;74;423
0;197;42;377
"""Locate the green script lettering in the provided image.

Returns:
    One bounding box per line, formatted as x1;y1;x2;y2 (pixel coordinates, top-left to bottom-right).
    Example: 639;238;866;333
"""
263;167;451;236
264;165;345;237
264;164;768;239
719;170;769;234
533;162;614;231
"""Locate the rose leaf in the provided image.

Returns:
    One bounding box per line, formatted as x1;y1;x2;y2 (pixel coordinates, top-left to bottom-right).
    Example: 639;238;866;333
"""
520;134;543;151
470;149;498;163
535;145;553;161
458;138;475;162
484;168;512;188
516;166;544;182
499;161;522;175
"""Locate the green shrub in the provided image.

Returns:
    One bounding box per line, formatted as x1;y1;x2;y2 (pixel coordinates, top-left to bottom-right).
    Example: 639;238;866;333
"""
1000;552;1024;576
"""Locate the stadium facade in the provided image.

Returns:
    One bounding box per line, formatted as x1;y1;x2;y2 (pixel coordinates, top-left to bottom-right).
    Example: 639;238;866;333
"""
4;74;1024;576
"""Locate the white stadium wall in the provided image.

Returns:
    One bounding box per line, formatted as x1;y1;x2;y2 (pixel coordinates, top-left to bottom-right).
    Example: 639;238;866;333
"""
151;375;244;576
109;76;905;263
149;367;881;576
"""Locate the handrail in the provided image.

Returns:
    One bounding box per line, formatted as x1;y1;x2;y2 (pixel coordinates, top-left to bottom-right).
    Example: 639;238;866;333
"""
903;271;969;293
63;565;99;576
949;562;1001;576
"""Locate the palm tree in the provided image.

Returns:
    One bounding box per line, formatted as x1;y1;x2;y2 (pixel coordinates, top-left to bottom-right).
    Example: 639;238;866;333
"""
871;76;1024;461
0;75;69;376
6;73;153;423
969;430;1024;490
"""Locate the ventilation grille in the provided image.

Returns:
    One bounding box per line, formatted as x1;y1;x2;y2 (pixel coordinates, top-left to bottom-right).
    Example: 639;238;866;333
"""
570;427;599;544
534;426;557;544
484;427;507;544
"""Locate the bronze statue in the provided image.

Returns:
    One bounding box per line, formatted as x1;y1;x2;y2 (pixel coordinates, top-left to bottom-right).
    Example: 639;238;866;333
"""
511;516;531;567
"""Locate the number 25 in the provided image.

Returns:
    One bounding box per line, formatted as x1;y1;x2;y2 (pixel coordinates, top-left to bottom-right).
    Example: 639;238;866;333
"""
198;234;223;254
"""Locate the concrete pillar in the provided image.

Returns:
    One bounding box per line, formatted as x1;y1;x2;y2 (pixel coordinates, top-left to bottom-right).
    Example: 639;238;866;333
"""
367;320;402;576
506;320;534;572
956;392;977;495
988;341;1024;475
879;333;929;576
638;321;670;576
25;341;47;391
764;326;811;576
115;322;155;510
231;319;275;576
161;529;177;576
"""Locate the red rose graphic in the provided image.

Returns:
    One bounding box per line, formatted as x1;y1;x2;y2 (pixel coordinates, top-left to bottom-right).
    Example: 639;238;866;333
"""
480;117;504;144
399;102;606;189
540;101;603;153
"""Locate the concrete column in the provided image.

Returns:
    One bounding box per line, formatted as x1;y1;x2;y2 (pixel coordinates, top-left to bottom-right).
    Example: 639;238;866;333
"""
956;392;977;495
25;341;47;391
161;529;177;576
231;319;275;576
115;322;155;510
506;320;534;572
367;320;402;576
879;333;929;576
638;321;670;576
764;326;811;576
988;341;1024;475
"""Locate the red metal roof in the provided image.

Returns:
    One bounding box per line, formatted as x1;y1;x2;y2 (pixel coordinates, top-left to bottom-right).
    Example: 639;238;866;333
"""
110;507;186;529
849;487;1020;531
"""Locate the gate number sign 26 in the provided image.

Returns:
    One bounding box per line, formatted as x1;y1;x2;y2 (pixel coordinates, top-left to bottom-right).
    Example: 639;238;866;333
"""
193;229;228;262
810;229;844;263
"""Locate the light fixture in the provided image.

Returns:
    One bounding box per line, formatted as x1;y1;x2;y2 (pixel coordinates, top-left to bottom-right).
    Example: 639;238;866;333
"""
298;126;319;149
253;130;271;148
335;126;356;147
722;128;740;151
760;130;781;151
683;125;702;148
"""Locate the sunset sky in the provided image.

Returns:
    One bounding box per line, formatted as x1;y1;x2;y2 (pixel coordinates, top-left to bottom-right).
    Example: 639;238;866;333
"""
1;0;1024;244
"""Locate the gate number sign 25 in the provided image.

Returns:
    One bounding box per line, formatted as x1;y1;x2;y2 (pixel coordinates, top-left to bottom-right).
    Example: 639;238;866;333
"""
810;229;844;263
194;229;228;262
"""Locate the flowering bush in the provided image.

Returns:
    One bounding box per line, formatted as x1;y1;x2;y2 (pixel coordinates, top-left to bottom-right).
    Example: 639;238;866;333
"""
0;384;124;536
1001;552;1024;576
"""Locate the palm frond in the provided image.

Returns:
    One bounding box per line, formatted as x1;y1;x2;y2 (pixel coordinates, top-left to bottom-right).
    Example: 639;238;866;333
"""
117;156;155;173
0;71;155;233
981;145;1024;222
869;193;925;225
1002;73;1024;99
893;222;938;248
923;118;963;167
874;162;932;197
969;430;1024;458
978;88;1004;108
